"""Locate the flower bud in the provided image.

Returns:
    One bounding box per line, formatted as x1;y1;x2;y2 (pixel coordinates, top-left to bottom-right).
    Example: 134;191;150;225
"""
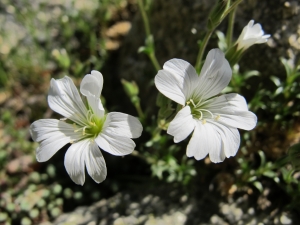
236;20;270;51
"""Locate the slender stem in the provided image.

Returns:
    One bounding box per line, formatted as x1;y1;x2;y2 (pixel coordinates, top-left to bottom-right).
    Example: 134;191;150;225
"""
149;53;161;70
135;102;145;120
195;0;243;72
223;0;243;19
195;29;214;73
137;0;161;71
226;7;236;47
137;0;151;37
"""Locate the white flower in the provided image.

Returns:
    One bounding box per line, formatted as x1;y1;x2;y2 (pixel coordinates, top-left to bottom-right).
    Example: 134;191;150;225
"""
30;71;143;185
236;20;270;50
154;49;257;163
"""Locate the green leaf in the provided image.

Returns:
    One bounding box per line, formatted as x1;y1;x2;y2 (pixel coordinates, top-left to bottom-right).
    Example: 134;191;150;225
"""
270;76;281;87
216;30;228;51
262;170;277;178
280;57;293;77
253;181;263;192
121;79;139;97
288;143;300;171
258;150;266;167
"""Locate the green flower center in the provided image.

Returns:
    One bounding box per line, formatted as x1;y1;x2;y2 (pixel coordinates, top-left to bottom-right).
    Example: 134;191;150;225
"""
85;115;106;137
73;109;106;140
186;99;219;123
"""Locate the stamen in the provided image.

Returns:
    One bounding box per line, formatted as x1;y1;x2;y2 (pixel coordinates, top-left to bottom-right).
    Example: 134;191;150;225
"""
197;99;210;108
198;96;203;105
87;110;93;122
82;126;87;135
189;99;196;107
199;110;203;120
215;115;221;121
74;125;88;135
200;109;214;118
202;119;207;124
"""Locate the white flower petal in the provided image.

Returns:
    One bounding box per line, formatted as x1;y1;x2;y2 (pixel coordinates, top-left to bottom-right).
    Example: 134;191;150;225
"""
30;119;81;162
80;70;103;98
154;69;186;106
86;95;105;118
163;58;199;100
104;112;142;138
95;132;135;156
206;93;257;130
237;20;270;50
214;109;257;131
248;23;264;37
256;34;271;43
238;39;257;50
187;122;224;162
207;93;249;111
79;71;105;118
85;141;107;183
48;77;88;126
64;139;88;185
194;49;232;100
186;122;208;160
209;121;240;158
167;106;195;143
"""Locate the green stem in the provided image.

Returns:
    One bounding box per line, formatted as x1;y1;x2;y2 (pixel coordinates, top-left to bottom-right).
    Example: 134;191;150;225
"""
226;7;236;47
137;0;151;37
137;0;161;71
223;0;243;19
195;29;214;73
195;1;243;73
135;102;145;120
149;53;161;71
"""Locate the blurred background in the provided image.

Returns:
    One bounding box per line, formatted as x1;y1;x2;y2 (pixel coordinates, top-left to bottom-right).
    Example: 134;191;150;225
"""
0;0;300;224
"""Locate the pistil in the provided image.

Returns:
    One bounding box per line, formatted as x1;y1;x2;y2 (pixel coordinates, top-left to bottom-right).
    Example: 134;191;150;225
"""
186;98;215;121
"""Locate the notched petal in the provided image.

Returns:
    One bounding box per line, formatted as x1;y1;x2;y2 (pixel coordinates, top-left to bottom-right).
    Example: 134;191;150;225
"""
154;69;186;105
104;112;143;139
48;76;87;125
64;140;88;185
80;70;104;98
167;106;195;143
163;58;199;99
95;132;135;156
85;142;107;183
30;119;80;162
194;49;232;100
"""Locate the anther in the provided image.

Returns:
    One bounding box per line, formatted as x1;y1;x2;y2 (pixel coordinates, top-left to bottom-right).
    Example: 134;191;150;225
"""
82;126;87;135
202;119;207;124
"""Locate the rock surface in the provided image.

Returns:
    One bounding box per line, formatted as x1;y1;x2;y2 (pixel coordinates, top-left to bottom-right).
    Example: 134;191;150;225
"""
50;184;296;225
